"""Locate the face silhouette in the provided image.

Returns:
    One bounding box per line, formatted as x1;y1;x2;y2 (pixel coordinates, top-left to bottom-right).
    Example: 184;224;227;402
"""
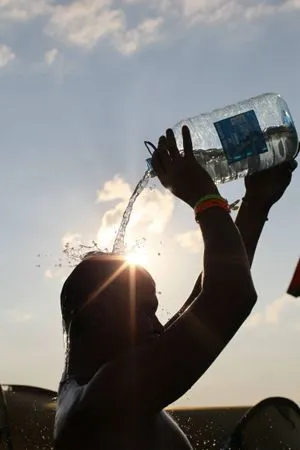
67;256;164;355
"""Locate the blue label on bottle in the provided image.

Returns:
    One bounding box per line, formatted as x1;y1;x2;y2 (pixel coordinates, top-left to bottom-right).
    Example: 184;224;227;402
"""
214;110;267;165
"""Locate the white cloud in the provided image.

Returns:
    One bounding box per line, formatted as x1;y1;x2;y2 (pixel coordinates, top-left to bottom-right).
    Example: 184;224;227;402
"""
0;44;15;68
181;0;227;19
44;267;65;279
244;312;263;329
97;175;131;202
96;175;174;250
96;176;132;249
265;295;298;325
97;201;127;249
46;0;125;49
174;230;203;253
123;0;172;11
244;3;280;21
245;294;299;329
114;17;163;55
132;187;174;234
5;309;33;324
178;0;282;24
0;0;163;55
282;0;300;12
1;0;300;55
46;0;164;54
0;0;51;22
44;48;59;65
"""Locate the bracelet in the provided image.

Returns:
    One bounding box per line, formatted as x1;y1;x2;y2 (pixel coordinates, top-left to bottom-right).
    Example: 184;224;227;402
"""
194;194;224;210
194;196;230;223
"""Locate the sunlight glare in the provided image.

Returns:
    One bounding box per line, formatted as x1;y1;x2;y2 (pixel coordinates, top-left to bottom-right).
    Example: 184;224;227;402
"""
97;226;116;250
126;248;149;267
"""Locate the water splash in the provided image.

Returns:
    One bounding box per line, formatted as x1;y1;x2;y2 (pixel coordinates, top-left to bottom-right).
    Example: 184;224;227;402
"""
112;169;152;254
59;169;152;266
62;240;105;266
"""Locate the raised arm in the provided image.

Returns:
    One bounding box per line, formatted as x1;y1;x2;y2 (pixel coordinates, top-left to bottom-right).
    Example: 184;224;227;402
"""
76;126;257;418
235;160;297;267
166;159;298;324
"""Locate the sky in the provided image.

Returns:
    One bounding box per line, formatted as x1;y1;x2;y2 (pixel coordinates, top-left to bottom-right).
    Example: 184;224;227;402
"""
0;0;299;408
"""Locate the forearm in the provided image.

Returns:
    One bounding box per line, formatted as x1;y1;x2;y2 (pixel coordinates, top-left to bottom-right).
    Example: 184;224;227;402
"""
199;208;251;288
235;199;270;267
175;198;267;312
188;207;257;339
166;203;259;329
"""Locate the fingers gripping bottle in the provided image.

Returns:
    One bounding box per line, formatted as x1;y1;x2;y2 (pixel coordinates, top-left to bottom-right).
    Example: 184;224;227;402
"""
145;93;299;184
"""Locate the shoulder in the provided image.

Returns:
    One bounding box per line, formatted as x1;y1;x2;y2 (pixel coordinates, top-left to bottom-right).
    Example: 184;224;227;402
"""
54;378;85;445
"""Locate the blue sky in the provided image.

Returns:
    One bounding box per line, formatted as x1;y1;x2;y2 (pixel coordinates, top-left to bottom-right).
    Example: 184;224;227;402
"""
0;0;299;407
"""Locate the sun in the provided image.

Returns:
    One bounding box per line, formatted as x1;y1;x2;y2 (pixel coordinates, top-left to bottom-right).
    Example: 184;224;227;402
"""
126;248;149;267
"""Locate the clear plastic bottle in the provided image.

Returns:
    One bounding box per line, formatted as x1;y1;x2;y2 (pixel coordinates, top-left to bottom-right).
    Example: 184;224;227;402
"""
146;93;299;184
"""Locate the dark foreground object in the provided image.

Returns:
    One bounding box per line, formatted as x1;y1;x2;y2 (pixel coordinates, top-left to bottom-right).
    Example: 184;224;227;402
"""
1;385;299;449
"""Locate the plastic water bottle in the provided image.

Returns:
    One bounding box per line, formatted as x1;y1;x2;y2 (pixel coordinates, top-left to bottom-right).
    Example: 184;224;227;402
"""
146;93;299;184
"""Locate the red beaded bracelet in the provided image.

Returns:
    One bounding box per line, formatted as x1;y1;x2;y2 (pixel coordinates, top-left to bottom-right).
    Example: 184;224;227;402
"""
194;196;230;222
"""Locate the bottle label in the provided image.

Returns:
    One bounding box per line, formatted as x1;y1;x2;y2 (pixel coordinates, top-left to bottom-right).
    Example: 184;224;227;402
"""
214;110;268;164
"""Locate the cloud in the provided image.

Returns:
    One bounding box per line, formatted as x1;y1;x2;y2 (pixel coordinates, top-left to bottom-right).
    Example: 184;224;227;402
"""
44;267;65;279
58;176;174;255
1;1;300;55
174;230;203;253
0;0;51;23
134;186;174;233
0;44;15;68
46;0;163;54
286;0;300;9
114;17;163;55
120;0;299;26
180;0;232;20
244;3;278;21
245;294;299;329
178;0;284;24
97;175;131;202
5;309;33;324
265;295;298;325
96;175;174;250
46;0;125;50
244;312;263;329
44;48;59;65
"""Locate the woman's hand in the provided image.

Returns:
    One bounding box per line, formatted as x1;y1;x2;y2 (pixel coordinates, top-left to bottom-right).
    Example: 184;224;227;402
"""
243;160;297;212
151;126;219;208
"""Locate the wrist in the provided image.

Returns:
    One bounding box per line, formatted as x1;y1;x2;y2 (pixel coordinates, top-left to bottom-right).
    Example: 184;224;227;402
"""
241;195;271;218
187;189;220;209
196;205;232;228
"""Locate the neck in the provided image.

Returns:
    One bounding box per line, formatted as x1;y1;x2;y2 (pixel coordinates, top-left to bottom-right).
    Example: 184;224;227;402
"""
64;343;101;385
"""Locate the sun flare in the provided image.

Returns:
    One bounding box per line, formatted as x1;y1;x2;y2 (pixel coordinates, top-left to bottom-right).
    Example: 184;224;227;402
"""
126;248;149;267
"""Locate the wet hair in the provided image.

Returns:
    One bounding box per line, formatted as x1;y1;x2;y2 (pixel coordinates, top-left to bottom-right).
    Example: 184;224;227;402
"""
60;252;126;333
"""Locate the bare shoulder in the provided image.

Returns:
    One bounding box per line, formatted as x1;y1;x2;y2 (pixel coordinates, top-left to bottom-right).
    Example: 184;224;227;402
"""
54;379;84;447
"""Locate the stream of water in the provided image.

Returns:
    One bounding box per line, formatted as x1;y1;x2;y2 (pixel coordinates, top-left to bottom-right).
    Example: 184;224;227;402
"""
112;169;152;254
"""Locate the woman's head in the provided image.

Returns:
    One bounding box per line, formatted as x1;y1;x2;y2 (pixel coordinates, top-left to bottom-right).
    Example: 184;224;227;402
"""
61;252;126;332
61;252;163;376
